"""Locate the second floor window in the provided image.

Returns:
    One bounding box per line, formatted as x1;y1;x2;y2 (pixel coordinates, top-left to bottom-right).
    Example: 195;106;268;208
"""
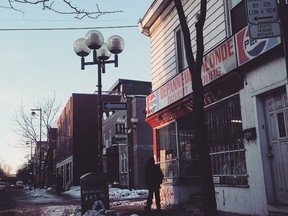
230;0;247;34
175;28;188;73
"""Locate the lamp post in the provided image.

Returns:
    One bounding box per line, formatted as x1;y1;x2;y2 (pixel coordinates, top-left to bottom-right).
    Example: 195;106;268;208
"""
26;141;34;188
31;108;43;187
74;30;125;172
26;141;33;162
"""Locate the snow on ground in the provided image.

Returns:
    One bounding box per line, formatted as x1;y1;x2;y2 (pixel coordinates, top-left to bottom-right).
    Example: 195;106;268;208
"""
25;186;148;215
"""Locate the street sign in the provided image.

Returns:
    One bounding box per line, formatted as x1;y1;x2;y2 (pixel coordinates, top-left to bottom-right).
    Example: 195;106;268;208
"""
103;102;127;110
115;134;128;139
245;0;281;39
246;0;279;24
249;22;281;39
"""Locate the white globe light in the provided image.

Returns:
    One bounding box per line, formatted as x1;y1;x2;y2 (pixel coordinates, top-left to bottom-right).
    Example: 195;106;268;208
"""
97;43;112;61
85;30;104;50
107;35;125;54
74;38;91;57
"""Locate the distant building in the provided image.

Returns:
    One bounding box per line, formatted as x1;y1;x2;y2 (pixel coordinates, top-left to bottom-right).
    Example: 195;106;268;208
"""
44;127;57;187
55;93;120;189
103;79;153;189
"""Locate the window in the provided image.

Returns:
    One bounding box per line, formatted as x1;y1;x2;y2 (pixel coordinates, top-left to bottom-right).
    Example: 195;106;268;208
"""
231;0;241;8
206;95;247;186
157;122;178;184
178;129;199;184
175;28;188;73
156;120;199;185
230;0;247;34
156;95;247;186
120;146;128;173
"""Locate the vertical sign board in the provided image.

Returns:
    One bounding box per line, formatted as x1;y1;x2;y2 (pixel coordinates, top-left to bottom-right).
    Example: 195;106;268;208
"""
246;0;281;39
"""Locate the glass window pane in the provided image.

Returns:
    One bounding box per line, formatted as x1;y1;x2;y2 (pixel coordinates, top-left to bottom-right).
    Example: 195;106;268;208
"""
277;112;287;137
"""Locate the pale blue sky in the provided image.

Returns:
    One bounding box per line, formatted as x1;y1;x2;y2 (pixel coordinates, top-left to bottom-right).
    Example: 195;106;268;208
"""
0;1;153;173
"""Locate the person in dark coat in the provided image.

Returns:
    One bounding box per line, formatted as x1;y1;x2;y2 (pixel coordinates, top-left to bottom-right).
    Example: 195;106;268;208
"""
56;173;63;195
144;156;164;211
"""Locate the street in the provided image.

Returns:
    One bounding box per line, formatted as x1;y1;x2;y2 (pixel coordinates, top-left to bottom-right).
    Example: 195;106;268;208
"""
0;187;201;216
0;188;80;216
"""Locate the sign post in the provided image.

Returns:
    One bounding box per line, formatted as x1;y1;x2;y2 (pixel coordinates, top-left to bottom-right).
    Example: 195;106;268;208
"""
245;0;282;39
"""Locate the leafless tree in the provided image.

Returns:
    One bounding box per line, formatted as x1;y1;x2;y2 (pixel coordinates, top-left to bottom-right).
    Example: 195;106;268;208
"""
2;163;13;176
12;92;61;146
1;0;122;19
173;0;217;215
0;159;13;176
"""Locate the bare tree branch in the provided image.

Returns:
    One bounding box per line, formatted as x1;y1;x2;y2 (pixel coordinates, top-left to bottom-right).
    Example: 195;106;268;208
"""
2;0;123;19
12;103;37;144
11;92;61;148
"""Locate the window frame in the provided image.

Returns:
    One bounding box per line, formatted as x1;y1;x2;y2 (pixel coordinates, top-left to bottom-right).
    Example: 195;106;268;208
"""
206;94;248;186
175;26;188;74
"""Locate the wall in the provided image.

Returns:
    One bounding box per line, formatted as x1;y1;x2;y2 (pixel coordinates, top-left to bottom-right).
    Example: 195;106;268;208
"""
149;0;226;91
214;52;286;215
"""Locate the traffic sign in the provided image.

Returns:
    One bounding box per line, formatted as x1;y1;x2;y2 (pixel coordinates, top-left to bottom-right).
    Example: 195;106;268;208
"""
115;134;128;139
103;102;127;110
249;22;281;39
246;0;279;24
245;0;281;39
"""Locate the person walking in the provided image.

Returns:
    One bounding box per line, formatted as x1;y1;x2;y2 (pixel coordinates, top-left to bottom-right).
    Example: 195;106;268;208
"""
144;156;164;212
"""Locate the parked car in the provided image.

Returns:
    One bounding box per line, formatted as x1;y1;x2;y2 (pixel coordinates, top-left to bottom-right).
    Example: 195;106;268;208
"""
0;182;6;191
4;182;11;189
15;181;24;189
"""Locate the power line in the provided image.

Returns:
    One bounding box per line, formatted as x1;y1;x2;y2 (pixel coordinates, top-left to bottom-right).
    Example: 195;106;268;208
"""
0;25;138;31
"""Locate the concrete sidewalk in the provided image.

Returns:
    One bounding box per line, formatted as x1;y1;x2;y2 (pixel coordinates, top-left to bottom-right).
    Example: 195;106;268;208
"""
111;205;203;216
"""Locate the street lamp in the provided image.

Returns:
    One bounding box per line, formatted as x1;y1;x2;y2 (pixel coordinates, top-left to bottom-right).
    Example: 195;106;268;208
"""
31;108;43;187
74;30;125;172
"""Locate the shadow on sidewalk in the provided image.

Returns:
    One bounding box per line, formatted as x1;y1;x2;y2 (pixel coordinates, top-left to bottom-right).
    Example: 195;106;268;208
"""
112;205;198;216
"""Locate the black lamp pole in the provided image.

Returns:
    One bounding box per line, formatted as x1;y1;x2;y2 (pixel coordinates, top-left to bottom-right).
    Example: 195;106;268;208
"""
74;31;124;172
31;108;42;187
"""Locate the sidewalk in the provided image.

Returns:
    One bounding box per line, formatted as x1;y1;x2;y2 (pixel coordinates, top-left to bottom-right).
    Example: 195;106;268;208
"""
111;204;203;216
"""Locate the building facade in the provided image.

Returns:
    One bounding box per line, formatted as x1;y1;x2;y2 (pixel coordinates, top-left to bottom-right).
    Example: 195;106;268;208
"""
103;79;153;189
139;0;288;215
55;93;120;190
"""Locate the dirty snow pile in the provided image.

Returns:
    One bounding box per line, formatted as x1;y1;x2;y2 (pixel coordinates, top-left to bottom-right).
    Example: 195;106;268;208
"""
26;186;148;216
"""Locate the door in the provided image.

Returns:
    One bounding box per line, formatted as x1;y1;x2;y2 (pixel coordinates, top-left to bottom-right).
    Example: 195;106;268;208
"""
265;90;288;203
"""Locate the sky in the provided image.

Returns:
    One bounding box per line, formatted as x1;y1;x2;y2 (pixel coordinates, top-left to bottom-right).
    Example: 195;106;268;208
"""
0;0;153;174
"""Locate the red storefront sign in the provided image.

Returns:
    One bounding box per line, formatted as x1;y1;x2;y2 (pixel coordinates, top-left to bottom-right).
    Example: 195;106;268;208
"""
146;37;237;117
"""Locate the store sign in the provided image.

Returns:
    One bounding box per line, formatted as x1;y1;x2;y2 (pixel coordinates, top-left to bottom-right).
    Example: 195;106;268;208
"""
201;37;236;86
235;26;281;66
146;38;237;117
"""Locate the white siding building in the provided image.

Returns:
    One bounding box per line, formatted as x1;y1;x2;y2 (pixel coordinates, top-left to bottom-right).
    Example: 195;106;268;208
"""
139;0;288;215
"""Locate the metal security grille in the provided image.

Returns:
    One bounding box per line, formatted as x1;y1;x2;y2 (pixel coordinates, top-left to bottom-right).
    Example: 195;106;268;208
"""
206;95;248;186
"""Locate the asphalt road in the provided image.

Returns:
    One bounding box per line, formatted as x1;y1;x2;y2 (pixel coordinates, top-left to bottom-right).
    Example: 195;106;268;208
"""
0;188;80;216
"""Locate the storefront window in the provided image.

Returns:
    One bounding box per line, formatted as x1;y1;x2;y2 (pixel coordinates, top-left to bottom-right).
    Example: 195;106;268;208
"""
156;95;246;186
156;122;178;184
206;95;248;186
178;129;199;185
156;118;199;185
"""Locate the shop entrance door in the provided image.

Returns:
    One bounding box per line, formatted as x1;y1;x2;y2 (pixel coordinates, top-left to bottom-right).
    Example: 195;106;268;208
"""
265;90;288;203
